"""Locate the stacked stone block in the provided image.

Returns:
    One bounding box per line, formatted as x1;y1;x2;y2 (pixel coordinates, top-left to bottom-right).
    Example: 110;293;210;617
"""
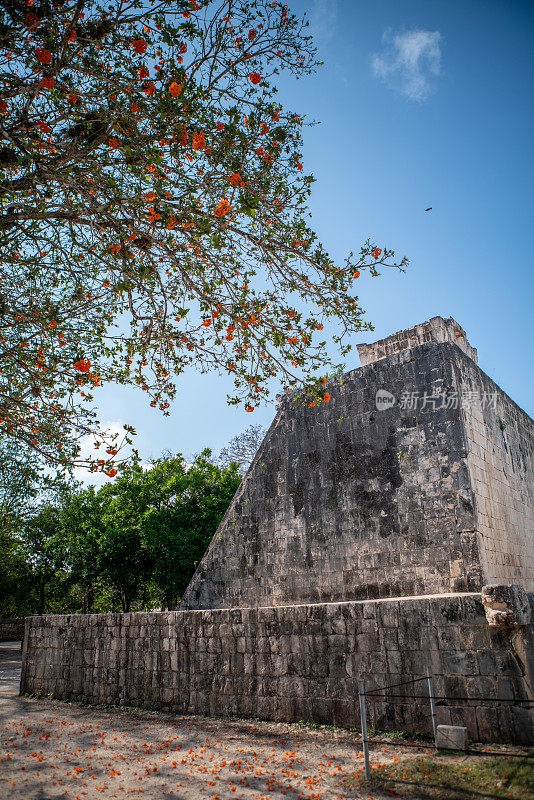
356;316;478;367
20;594;534;744
180;321;534;610
458;355;534;589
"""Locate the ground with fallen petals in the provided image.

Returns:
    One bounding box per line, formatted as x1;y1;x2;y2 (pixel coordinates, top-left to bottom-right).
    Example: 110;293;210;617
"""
1;642;532;800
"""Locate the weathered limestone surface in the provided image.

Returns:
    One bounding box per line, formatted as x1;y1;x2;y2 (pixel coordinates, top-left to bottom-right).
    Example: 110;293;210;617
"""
460;359;534;591
357;316;478;366
482;584;531;628
435;725;468;750
180;329;534;610
20;594;534;744
0;618;25;641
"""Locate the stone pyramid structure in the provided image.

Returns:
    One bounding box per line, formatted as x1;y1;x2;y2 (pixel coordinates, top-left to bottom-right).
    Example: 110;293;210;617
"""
180;316;534;610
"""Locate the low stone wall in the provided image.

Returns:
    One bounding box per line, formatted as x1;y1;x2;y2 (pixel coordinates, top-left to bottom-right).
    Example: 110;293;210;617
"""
0;617;25;641
20;594;534;744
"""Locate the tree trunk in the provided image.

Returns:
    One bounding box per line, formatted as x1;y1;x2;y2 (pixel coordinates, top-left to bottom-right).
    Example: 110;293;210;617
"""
165;594;177;611
82;588;94;614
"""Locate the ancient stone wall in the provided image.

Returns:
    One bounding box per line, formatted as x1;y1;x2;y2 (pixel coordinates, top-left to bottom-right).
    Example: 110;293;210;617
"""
0;618;25;641
20;594;534;744
180;333;534;611
356;316;478;367
180;341;484;610
455;351;534;591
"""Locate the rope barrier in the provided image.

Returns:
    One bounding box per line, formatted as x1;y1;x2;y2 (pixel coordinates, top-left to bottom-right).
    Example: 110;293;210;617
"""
366;739;534;759
364;675;428;693
364;693;534;705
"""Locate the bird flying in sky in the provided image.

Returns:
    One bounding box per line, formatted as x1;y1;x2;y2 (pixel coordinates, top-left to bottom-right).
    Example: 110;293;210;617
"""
425;207;432;212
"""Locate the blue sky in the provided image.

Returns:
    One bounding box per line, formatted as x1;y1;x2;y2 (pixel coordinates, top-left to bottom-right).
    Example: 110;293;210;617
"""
84;0;534;477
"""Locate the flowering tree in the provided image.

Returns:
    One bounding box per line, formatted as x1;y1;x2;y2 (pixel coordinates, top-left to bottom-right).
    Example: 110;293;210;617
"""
0;0;407;473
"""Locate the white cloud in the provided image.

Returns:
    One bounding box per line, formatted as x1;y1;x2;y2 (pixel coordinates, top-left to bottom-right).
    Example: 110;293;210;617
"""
372;28;442;102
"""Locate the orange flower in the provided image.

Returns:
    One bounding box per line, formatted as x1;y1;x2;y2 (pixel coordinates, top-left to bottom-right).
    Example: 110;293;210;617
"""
169;82;183;97
132;38;148;55
105;468;118;477
192;131;206;150
353;270;360;279
216;121;224;131
139;66;150;79
323;392;331;403
35;47;52;65
245;406;254;412
74;359;91;373
249;72;261;85
108;137;120;148
214;198;231;217
202;319;211;326
371;247;382;259
68;93;78;104
40;76;54;89
145;190;157;201
227;173;241;185
143;81;156;96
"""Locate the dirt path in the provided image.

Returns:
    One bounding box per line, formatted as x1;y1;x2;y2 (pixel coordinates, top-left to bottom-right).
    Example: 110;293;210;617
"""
0;642;420;800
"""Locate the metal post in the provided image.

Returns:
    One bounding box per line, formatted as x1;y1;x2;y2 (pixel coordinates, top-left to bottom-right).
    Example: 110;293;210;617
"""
427;662;438;744
358;681;371;780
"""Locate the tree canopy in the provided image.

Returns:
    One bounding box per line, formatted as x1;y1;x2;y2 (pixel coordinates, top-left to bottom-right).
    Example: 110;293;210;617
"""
0;436;70;613
0;449;241;615
0;0;406;473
